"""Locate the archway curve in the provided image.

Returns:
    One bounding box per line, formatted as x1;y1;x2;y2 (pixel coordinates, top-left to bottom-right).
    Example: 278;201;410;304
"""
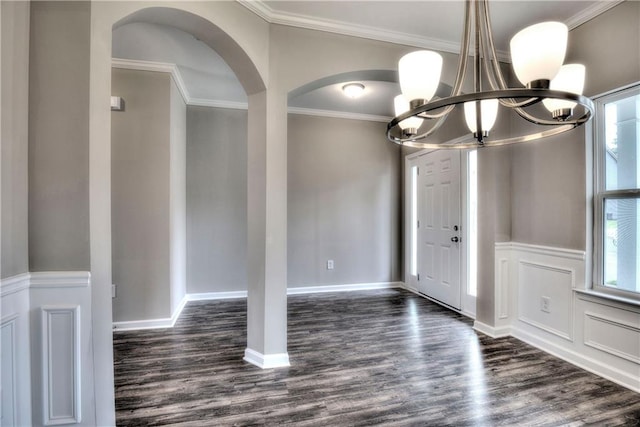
89;3;269;423
113;7;265;95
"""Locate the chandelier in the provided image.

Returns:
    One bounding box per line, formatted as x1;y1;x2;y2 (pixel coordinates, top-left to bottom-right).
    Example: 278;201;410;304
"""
387;0;594;149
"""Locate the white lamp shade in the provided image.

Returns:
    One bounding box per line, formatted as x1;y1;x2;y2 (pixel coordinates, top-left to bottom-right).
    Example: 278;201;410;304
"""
399;50;443;103
394;95;424;131
464;99;499;133
542;64;586;112
510;22;568;86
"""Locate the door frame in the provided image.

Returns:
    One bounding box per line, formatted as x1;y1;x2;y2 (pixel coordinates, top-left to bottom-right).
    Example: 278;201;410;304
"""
404;147;476;318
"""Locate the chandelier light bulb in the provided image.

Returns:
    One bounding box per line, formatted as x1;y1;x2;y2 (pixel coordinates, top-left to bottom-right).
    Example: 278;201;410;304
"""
510;22;568;87
543;64;586;119
463;99;499;134
394;95;424;135
398;50;443;106
342;83;365;99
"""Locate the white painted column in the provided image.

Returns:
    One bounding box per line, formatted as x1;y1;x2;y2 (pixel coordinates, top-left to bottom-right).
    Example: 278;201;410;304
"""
244;88;289;368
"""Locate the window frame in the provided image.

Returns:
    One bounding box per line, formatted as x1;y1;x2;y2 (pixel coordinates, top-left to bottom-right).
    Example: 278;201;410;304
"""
593;83;640;300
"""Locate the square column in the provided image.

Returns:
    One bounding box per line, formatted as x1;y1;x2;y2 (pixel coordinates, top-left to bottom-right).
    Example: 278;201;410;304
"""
245;89;289;368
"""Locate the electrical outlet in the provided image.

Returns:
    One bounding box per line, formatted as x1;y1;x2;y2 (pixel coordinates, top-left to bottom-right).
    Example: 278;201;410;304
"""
327;260;334;270
541;296;551;313
112;284;117;299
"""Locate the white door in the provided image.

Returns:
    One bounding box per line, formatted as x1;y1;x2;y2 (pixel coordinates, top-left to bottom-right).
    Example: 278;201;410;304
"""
417;150;461;309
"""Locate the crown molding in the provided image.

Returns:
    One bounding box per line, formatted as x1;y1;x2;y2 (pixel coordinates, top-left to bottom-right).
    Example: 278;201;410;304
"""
238;0;625;63
237;1;513;60
112;58;190;104
288;107;391;123
189;98;249;110
565;0;624;30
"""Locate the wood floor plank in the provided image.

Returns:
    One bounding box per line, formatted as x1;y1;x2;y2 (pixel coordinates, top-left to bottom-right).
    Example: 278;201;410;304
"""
113;289;640;426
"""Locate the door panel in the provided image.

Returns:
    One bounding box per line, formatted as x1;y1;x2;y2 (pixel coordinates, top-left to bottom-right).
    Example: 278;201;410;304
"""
418;150;461;309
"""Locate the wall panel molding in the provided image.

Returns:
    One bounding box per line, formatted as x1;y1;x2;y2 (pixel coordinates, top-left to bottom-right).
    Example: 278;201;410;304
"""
30;271;90;289
584;311;640;364
1;315;19;426
1;272;31;297
40;306;81;425
496;242;640;392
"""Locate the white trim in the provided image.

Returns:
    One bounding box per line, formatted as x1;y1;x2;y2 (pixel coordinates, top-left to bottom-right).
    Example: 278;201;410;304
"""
473;321;511;338
288;107;391;123
30;272;90;289
112;58;189;104
187;291;248;301
243;348;290;369
236;0;508;61
496;242;586;261
112;58;393;122
1;316;19;425
188;98;248;110
565;0;624;30
1;273;31;297
41;305;81;425
287;282;402;295
512;325;640;393
583;311;640;364
113;294;188;331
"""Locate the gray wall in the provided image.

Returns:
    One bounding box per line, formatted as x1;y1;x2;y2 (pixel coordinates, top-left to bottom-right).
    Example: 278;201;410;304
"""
186;106;248;293
288;114;401;286
1;1;30;279
111;68;172;322
28;1;91;271
510;1;640;251
170;79;187;312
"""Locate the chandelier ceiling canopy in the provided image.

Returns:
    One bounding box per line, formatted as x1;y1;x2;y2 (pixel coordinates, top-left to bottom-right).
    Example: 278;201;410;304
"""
387;0;594;149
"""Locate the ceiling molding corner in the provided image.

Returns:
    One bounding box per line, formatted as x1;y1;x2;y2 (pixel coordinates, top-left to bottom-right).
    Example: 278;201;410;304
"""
565;0;624;30
236;0;273;23
189;98;249;110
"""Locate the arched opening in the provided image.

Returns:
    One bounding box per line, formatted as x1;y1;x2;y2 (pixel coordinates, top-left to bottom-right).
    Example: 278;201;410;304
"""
89;5;268;423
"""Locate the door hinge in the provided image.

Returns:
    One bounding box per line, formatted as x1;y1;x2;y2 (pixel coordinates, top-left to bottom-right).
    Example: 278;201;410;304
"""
417;273;420;281
417;167;420;175
417;220;420;228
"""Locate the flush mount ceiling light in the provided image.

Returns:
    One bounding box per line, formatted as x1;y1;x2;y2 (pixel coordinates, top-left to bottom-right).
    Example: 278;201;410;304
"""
342;83;365;99
388;0;594;149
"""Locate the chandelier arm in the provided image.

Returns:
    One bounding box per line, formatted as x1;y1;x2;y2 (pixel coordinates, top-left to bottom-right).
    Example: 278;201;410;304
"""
481;0;510;91
512;106;592;127
450;0;473;97
386;113;451;144
498;97;541;108
478;0;502;92
417;104;455;119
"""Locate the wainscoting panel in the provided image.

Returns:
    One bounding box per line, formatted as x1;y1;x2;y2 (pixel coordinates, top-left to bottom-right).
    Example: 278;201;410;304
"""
584;311;640;364
30;271;92;426
1;316;18;426
1;273;32;426
41;306;81;425
517;260;574;341
497;243;640;392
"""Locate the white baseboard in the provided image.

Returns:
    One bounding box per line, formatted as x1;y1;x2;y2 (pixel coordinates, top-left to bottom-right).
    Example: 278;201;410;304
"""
511;326;640;393
113;293;188;331
287;281;403;295
243;348;290;369
187;291;248;301
473;321;511;338
113;282;406;330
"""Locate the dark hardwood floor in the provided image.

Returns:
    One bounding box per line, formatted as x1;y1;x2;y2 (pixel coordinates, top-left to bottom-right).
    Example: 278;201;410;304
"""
113;289;640;426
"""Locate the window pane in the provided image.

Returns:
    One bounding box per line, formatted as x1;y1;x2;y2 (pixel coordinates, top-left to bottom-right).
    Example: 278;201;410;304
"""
605;92;640;191
603;198;640;293
410;166;418;276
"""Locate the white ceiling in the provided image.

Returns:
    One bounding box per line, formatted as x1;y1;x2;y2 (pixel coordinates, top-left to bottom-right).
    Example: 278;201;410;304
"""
112;0;621;118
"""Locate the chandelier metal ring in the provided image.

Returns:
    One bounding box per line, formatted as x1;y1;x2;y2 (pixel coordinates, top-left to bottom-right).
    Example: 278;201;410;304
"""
387;88;594;148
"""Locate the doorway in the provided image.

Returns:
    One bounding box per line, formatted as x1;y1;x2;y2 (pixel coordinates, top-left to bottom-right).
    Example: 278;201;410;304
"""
405;149;476;316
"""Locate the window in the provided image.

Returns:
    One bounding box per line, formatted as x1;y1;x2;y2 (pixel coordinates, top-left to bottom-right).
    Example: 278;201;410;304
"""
594;84;640;298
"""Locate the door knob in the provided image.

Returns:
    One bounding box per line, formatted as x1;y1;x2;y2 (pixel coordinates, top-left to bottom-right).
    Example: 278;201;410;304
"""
451;236;459;242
